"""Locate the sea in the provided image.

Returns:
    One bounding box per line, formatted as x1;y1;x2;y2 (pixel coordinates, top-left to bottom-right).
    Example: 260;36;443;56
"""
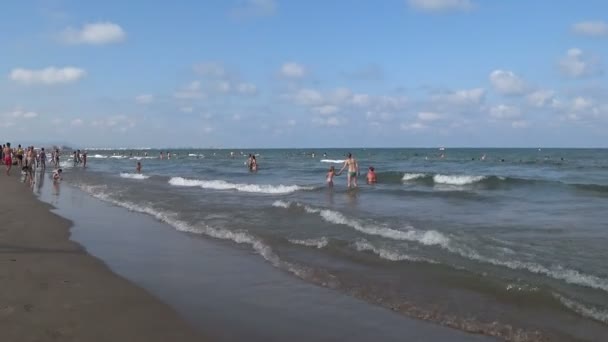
51;148;608;341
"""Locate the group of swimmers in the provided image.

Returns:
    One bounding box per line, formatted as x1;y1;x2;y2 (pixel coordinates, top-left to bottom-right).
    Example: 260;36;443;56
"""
326;153;376;189
72;150;88;167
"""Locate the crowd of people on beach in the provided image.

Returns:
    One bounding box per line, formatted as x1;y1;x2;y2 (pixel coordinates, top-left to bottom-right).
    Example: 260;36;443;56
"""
1;143;73;185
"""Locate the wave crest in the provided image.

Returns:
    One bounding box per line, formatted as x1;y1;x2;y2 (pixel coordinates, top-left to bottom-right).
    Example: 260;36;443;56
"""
169;177;313;194
120;173;149;180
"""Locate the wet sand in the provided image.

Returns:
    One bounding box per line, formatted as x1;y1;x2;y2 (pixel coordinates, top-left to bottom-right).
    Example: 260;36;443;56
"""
0;172;206;341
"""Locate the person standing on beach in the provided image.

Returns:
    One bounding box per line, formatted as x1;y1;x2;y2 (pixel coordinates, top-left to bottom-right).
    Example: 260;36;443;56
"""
39;148;46;169
16;145;24;168
54;149;60;168
3;143;12;175
338;153;359;188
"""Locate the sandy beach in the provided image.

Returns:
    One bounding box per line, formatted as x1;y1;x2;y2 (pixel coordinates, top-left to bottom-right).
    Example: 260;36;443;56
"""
0;172;206;342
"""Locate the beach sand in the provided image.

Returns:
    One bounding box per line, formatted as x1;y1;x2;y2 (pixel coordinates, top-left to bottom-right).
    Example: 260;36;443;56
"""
0;172;206;342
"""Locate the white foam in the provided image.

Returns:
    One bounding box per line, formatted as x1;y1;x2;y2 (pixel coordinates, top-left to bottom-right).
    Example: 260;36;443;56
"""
110;155;128;159
91;154;108;159
120;173;149;180
354;240;435;263
74;184;310;279
169;177;313;194
449;246;608;293
433;174;486;185
321;159;345;163
288;237;329;249
402;173;426;181
275;201;608;293
274;202;450;248
553;293;608;324
272;200;291;208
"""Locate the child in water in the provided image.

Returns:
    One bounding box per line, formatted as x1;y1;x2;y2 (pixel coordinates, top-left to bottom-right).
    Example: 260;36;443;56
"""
326;166;336;187
366;166;377;184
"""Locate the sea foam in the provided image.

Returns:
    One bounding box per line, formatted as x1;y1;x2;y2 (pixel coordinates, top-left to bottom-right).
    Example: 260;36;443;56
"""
288;237;329;249
401;173;426;181
273;201;608;293
74;184;310;279
169;177;313;194
321;159;345;163
120;173;150;180
354;240;435;263
433;174;486;185
273;201;451;248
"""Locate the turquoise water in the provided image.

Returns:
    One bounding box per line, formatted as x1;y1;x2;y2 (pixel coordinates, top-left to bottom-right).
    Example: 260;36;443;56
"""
56;148;608;341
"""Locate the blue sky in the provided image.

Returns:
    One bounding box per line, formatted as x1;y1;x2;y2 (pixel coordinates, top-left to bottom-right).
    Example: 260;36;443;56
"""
1;0;607;148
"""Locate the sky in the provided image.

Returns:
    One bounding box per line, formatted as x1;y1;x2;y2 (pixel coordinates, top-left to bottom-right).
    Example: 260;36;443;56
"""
1;0;608;148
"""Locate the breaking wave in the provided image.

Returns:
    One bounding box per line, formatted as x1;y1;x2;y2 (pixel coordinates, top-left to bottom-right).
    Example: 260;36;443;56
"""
169;177;314;194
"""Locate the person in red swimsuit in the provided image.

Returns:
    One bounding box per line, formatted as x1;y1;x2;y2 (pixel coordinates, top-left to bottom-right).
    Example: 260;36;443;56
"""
3;142;12;176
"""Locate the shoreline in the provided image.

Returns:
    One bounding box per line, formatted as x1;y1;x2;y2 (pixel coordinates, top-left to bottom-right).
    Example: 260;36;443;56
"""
0;171;207;341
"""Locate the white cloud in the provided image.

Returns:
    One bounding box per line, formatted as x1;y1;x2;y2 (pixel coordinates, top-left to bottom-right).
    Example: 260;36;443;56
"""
135;94;154;104
407;0;473;12
572;21;608;37
232;114;242;121
91;115;136;132
231;0;277;18
352;93;371;107
9;67;86;85
280;62;306;78
180;106;194;113
431;88;485;106
5;109;38;119
313;116;342;127
71;118;84;126
236;82;257;95
571;97;593;112
365;111;394;122
489;70;526;95
287;119;297;126
417;111;441;121
400;122;426;130
558;48;602;78
527;90;555;107
511;120;529;128
61;22;126;45
193;62;226;78
217;81;232;93
489;105;521;119
174;81;205;99
292;88;323;105
313;105;340;115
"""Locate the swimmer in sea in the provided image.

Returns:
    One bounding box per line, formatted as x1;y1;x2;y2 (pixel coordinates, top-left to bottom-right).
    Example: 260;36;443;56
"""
366;166;377;184
338;153;359;188
136;161;142;173
326;166;336;187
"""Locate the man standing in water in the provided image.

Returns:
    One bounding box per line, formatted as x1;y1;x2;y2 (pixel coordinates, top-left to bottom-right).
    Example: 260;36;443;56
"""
338;153;359;188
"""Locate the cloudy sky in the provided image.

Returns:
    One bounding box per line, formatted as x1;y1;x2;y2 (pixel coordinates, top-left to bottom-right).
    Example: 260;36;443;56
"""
2;0;608;148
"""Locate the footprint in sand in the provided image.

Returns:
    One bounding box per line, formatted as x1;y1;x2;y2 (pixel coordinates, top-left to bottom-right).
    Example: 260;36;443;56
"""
0;305;15;316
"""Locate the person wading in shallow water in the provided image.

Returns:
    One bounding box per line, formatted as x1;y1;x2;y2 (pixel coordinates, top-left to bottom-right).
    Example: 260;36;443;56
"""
338;153;359;189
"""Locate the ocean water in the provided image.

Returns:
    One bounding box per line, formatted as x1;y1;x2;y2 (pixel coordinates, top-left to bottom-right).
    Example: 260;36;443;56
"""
57;148;608;341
